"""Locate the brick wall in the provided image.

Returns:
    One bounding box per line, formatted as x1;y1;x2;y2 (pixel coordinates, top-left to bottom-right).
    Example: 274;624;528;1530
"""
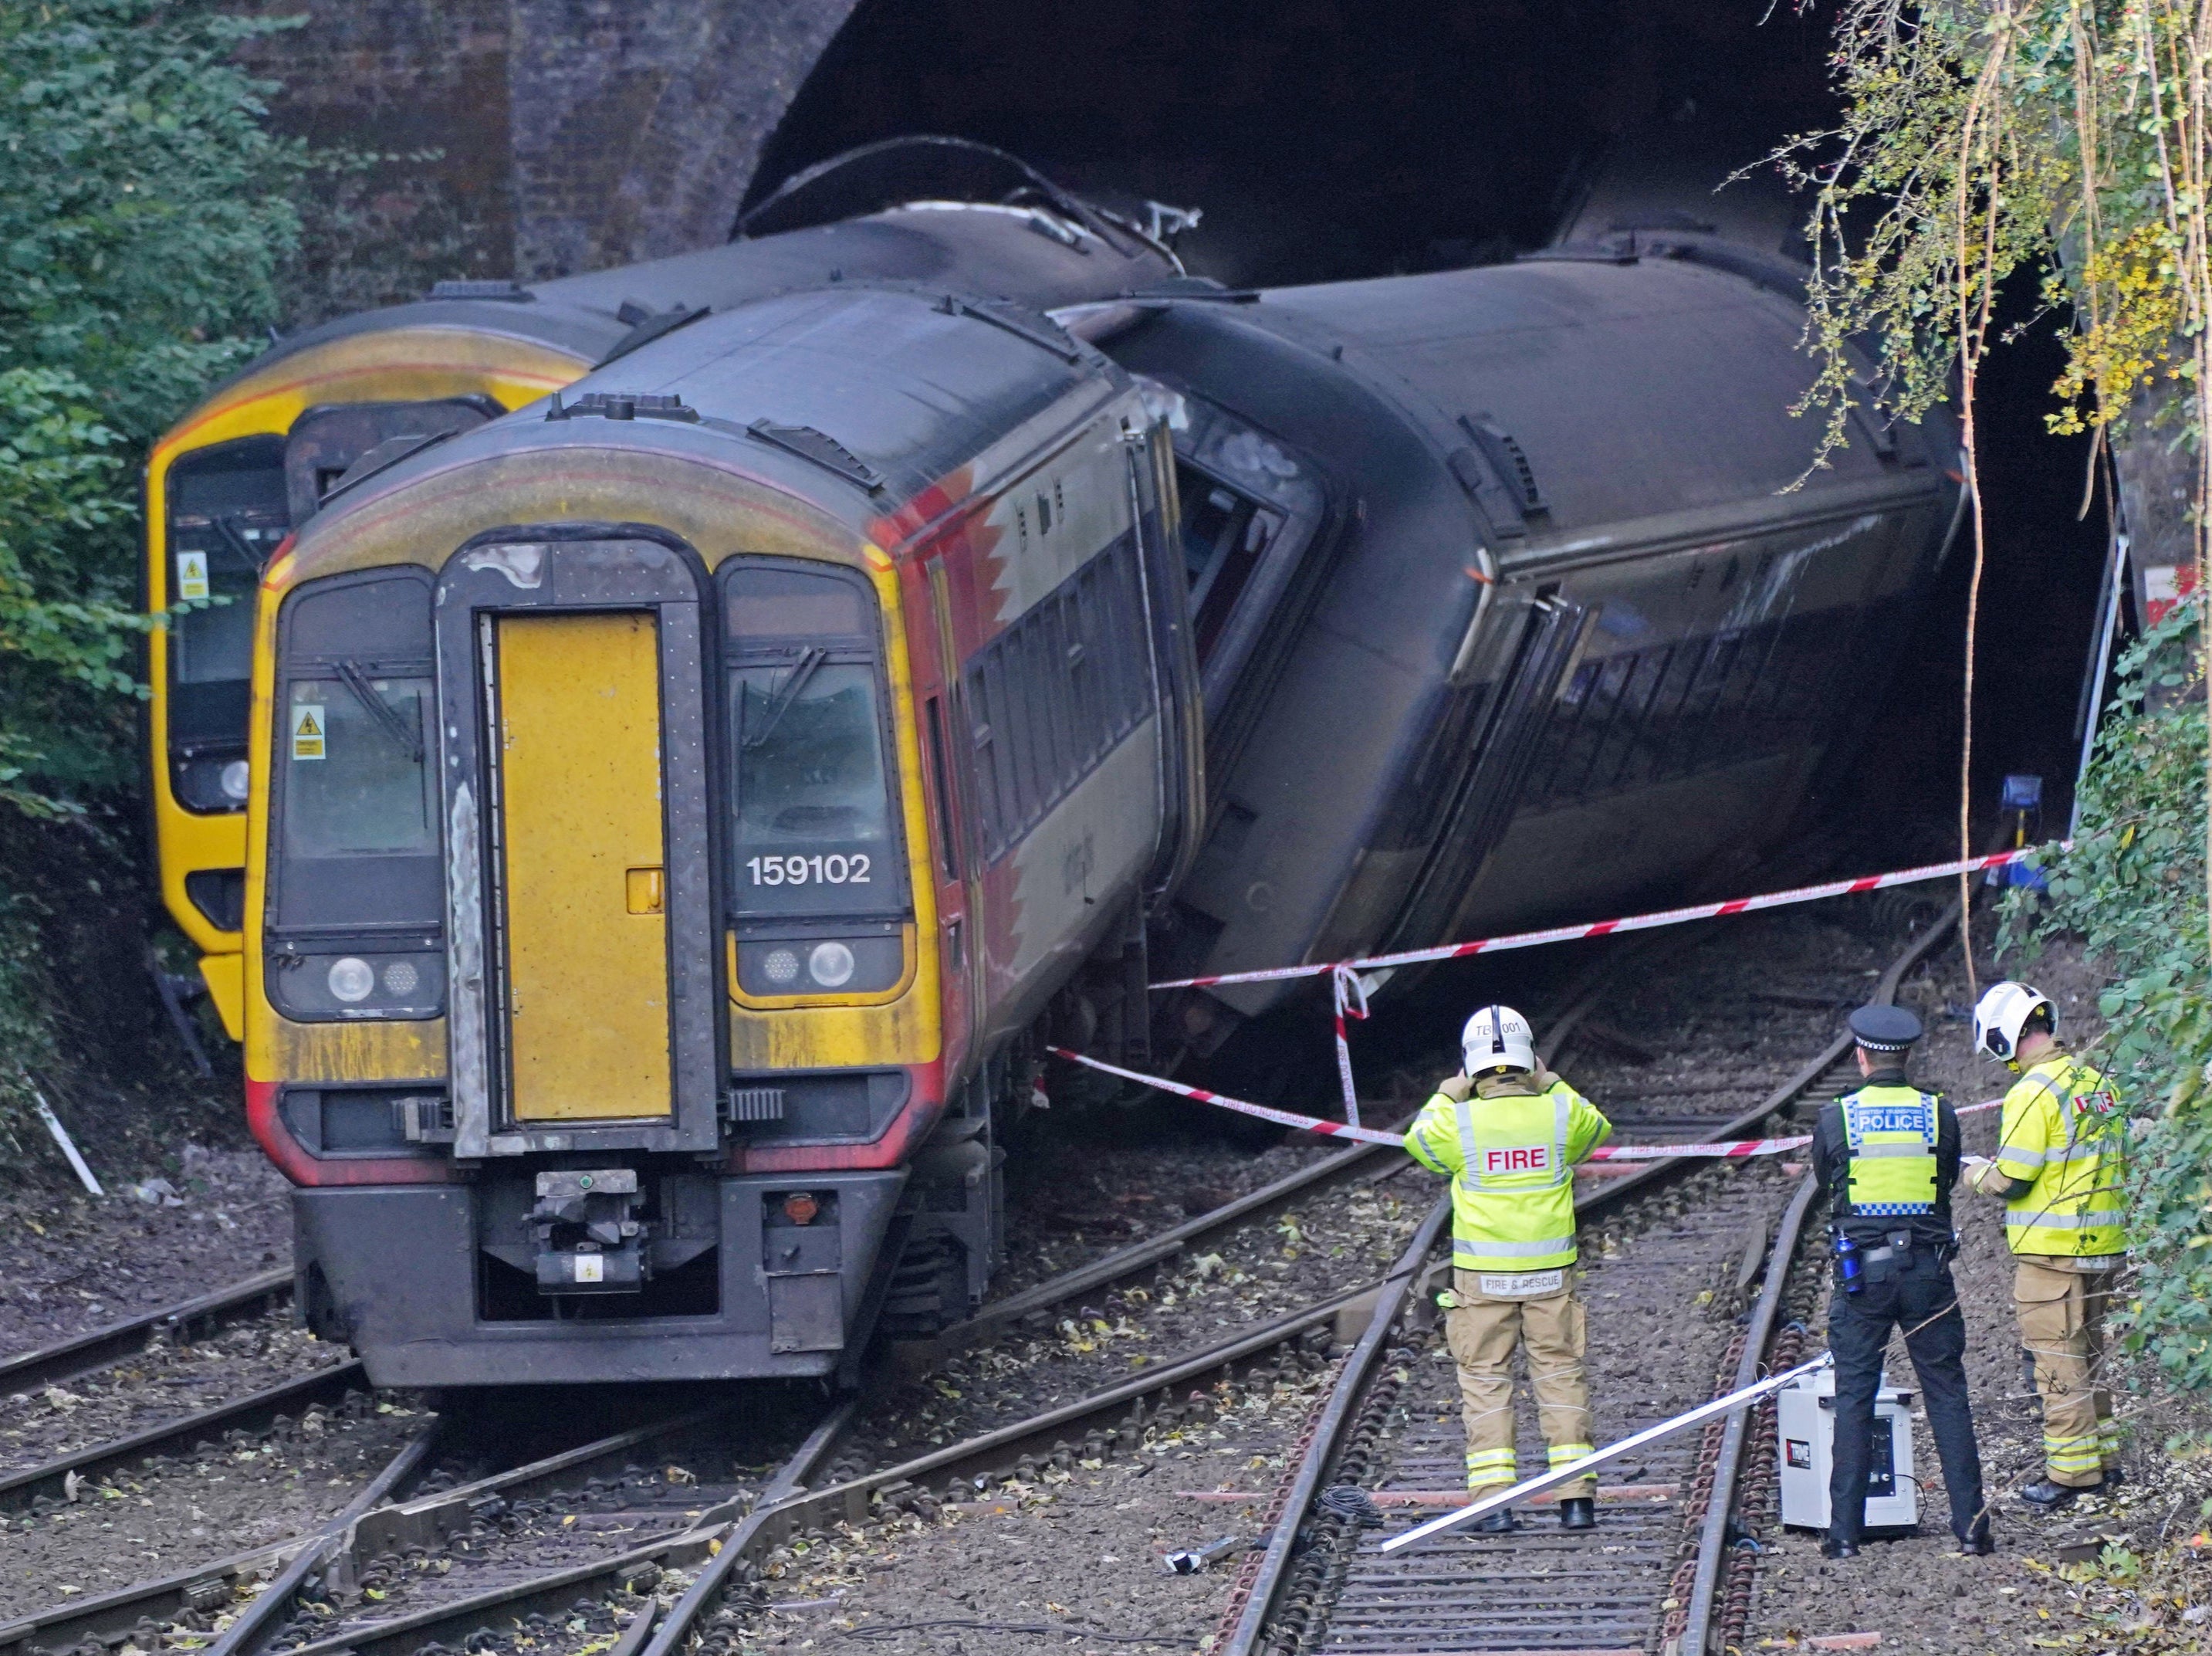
232;0;860;289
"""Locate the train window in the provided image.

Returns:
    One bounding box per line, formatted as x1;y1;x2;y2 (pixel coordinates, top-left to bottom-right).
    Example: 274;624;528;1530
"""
961;539;1152;865
723;560;905;919
268;571;444;939
727;564;871;638
280;676;437;861
1180;481;1281;663
165;435;287;813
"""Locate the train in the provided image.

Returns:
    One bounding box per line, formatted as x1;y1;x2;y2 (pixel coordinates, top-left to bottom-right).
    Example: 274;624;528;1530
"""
211;147;1959;1387
147;141;1180;1042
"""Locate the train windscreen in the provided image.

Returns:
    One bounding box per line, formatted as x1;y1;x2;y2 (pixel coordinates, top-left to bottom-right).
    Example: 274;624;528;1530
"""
166;436;287;811
724;560;907;998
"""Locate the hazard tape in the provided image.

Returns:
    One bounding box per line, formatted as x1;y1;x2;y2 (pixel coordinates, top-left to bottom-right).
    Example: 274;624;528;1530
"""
1046;1045;2007;1157
1149;846;2050;991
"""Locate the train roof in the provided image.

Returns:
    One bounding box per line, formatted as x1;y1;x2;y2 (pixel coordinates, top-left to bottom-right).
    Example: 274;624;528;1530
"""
282;282;1131;578
203;141;1179;408
1111;247;1944;556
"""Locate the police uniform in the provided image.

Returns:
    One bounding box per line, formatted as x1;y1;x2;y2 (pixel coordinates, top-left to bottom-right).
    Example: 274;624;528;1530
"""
1967;1049;2128;1495
1810;1004;1989;1556
1405;1066;1612;1523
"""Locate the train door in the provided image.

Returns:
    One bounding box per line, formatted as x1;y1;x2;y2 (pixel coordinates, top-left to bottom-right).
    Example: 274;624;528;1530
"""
490;611;671;1119
919;554;979;1082
437;534;722;1157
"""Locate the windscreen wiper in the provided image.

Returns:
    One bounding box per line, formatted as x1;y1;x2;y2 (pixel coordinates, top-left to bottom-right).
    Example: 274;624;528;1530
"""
741;647;827;750
335;659;425;764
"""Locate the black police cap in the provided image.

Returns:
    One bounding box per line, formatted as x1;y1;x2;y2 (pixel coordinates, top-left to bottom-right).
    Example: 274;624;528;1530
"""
1848;1004;1923;1053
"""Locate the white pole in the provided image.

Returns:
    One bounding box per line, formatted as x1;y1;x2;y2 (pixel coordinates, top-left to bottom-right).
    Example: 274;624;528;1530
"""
31;1086;105;1197
1380;1350;1835;1552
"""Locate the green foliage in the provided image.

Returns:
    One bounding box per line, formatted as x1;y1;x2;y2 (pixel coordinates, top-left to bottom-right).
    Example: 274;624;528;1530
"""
0;0;306;814
2007;598;2212;1392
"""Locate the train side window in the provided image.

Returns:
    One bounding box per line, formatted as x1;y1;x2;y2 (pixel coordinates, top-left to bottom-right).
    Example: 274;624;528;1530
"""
958;539;1153;865
924;696;962;881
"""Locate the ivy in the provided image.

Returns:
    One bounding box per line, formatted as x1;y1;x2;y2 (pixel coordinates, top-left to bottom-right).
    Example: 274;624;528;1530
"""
2005;597;2212;1393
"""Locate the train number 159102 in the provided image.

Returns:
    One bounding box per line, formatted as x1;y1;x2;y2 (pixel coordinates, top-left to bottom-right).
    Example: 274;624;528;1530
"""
747;854;871;886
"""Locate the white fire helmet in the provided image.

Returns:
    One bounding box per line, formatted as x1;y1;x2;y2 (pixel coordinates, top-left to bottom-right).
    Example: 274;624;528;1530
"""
1462;1004;1537;1077
1973;980;2055;1064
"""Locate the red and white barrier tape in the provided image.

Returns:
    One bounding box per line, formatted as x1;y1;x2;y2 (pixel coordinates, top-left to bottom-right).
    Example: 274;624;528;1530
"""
1331;964;1370;1128
1045;1045;2007;1156
1150;847;2051;991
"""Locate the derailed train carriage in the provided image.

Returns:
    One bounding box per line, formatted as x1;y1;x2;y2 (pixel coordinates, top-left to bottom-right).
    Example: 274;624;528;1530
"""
150;141;1179;1042
247;281;1202;1386
1082;235;1964;1068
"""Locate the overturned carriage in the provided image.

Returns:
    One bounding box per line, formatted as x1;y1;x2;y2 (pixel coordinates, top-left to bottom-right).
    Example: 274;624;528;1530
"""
1089;238;1963;1068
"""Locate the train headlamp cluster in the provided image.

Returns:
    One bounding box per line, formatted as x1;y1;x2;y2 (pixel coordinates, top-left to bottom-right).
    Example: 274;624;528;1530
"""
171;750;252;814
268;950;445;1021
736;933;900;997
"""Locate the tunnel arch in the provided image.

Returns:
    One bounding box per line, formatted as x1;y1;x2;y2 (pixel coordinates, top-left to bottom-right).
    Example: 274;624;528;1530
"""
747;0;1840;286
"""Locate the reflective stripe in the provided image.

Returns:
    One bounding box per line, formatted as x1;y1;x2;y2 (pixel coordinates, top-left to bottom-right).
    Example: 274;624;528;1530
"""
1997;1145;2048;1169
1455;1096;1481;1189
2011;1209;2122;1230
1455;1234;1578;1260
1547;1444;1594;1465
1551;1092;1572;1188
1854;1142;1935;1158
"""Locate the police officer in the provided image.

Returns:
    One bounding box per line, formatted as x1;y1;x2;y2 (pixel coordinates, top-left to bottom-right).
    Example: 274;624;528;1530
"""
1963;982;2129;1509
1811;1004;1991;1558
1405;1006;1612;1532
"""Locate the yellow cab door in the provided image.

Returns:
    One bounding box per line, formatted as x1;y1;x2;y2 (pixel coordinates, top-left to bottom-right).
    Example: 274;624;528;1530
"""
493;611;672;1119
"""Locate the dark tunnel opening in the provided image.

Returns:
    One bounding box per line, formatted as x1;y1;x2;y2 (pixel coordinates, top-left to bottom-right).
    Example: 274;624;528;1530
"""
759;0;2110;862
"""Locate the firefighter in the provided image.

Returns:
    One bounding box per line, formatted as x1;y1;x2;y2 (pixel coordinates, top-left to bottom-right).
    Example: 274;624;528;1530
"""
1405;1005;1612;1532
1811;1004;1990;1558
1963;981;2129;1509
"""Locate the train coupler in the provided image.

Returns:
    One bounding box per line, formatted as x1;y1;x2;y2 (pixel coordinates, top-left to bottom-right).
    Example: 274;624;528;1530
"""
531;1168;648;1293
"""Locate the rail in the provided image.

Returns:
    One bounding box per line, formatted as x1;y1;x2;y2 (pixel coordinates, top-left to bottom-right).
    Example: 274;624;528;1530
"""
1214;906;1959;1656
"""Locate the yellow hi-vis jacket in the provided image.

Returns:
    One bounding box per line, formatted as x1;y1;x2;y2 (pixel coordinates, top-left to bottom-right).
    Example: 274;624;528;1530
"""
1993;1052;2127;1258
1405;1076;1613;1272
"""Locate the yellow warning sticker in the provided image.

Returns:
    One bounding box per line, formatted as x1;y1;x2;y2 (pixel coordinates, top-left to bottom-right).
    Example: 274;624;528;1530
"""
175;551;209;603
291;703;326;761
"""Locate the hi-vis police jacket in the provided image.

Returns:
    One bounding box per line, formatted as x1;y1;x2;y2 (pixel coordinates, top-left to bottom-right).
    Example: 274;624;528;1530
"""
1992;1053;2127;1258
1405;1077;1613;1272
1812;1070;1960;1247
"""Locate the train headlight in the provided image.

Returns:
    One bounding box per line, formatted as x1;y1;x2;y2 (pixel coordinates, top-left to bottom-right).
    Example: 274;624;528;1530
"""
808;941;856;988
220;760;250;802
267;950;445;1021
734;935;905;998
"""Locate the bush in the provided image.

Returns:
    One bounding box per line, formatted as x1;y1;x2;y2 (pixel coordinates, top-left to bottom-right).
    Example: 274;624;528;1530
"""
2012;598;2212;1393
0;0;305;814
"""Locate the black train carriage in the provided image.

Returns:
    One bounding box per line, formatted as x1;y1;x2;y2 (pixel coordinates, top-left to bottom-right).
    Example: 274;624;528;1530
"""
247;279;1200;1387
1087;241;1962;1060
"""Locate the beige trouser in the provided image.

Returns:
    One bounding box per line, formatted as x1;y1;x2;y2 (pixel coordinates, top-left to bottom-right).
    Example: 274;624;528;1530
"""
1445;1269;1595;1497
2015;1258;2120;1487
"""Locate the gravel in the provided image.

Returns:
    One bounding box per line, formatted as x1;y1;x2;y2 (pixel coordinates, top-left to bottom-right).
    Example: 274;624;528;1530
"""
0;1144;289;1358
0;1390;425;1618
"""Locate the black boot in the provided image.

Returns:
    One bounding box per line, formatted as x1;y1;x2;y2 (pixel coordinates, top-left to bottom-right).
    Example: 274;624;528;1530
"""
1955;1528;1996;1556
1472;1507;1519;1535
2018;1477;2090;1510
1820;1534;1859;1559
1559;1498;1596;1531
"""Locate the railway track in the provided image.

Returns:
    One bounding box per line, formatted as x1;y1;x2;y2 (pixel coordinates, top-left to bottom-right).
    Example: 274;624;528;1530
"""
1;915;1911;1656
1211;911;1957;1656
